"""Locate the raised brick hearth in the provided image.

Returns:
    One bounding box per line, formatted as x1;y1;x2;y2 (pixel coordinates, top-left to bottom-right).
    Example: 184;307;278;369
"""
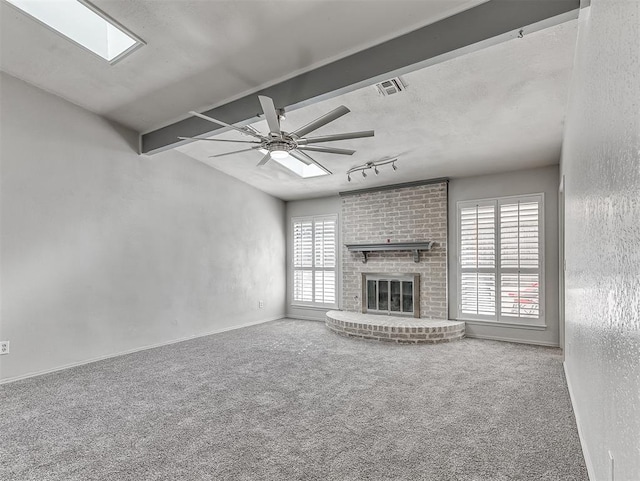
326;311;465;344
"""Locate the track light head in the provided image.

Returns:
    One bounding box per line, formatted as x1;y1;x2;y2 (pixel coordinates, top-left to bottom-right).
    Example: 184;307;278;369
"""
347;158;399;182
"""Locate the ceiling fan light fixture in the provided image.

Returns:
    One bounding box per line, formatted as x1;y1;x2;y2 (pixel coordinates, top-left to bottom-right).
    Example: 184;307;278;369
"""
182;94;373;179
270;149;290;160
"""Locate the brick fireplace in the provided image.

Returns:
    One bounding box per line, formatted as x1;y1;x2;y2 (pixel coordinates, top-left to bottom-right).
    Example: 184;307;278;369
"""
341;181;448;320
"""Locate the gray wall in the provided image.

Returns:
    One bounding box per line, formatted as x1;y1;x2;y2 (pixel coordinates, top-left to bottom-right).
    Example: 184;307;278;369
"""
0;73;286;382
285;196;341;321
561;2;640;479
448;165;560;346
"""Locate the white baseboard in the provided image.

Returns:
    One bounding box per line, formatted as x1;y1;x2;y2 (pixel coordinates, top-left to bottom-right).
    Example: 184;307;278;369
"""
563;362;595;481
464;332;559;347
0;315;284;385
285;313;325;322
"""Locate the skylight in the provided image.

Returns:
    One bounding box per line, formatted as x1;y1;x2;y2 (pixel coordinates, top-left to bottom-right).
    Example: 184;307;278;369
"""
260;151;329;178
255;147;329;178
6;0;144;63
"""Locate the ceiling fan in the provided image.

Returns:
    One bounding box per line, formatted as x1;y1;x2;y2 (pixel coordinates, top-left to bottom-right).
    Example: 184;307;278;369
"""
178;96;374;177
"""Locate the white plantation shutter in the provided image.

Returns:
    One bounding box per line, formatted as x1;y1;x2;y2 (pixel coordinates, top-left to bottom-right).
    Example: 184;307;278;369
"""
461;272;496;316
314;271;335;304
314;219;336;269
500;201;539;269
293;270;313;303
460;203;496;316
500;273;540;319
314;218;336;304
499;199;541;319
293;220;313;302
293;220;313;268
458;195;543;323
293;216;337;305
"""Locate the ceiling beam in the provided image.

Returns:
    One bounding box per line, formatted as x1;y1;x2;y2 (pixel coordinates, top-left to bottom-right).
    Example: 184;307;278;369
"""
141;0;579;154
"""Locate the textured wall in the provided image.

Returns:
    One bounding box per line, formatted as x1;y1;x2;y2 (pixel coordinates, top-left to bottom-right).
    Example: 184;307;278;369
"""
341;182;447;319
448;166;560;346
0;73;286;382
561;2;640;480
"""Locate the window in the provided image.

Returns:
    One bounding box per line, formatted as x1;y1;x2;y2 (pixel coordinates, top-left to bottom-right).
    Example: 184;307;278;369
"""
293;215;337;306
458;195;543;324
6;0;144;63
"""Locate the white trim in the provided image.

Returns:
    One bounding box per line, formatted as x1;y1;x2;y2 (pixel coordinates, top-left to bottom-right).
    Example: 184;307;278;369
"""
558;175;566;357
0;315;284;385
290;304;334;311
285;314;326;322
461;318;547;330
79;0;146;64
457;193;545;324
465;332;559;347
290;300;337;309
291;214;338;308
563;362;595;481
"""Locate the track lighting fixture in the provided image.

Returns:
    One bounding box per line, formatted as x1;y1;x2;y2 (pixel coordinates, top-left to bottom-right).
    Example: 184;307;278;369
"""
346;158;399;182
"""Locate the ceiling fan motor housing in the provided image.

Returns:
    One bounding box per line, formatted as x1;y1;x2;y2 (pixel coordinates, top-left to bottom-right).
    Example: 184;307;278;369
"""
268;140;294;154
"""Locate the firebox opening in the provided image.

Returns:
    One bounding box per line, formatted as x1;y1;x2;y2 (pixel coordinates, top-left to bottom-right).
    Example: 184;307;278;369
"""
362;273;420;318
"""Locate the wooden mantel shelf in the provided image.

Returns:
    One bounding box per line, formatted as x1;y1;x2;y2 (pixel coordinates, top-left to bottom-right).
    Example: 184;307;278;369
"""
345;241;435;263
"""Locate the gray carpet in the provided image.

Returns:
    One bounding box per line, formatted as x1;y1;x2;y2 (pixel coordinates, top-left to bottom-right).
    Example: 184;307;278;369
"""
1;319;587;481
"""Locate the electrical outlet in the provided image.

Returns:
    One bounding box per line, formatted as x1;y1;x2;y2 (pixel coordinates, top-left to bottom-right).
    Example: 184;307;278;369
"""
0;341;9;355
259;300;264;309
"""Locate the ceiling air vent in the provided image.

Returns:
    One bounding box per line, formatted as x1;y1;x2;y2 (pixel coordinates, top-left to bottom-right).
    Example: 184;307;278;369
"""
375;77;407;97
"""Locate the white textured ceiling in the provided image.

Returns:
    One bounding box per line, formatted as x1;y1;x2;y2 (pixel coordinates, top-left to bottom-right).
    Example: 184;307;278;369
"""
0;0;578;201
176;20;578;200
0;0;486;132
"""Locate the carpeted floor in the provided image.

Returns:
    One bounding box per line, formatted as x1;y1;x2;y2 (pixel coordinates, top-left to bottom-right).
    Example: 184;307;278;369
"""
1;319;587;481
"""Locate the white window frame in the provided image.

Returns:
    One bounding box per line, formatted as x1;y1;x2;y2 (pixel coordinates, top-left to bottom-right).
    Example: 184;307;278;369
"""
457;194;545;326
291;214;338;308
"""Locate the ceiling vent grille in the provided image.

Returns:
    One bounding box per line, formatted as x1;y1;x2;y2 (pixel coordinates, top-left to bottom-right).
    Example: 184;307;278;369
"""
375;77;407;96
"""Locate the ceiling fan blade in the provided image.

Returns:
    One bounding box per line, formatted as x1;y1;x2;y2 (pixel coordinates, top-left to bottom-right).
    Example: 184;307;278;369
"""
297;145;355;155
178;136;260;144
256;152;271;166
243;125;262;136
258;96;281;136
291;150;332;175
291;105;350;138
209;146;262;158
189;111;265;140
298;130;375;145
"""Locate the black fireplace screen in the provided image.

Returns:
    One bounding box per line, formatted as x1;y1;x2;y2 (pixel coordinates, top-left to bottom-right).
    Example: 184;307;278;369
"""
363;274;419;316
